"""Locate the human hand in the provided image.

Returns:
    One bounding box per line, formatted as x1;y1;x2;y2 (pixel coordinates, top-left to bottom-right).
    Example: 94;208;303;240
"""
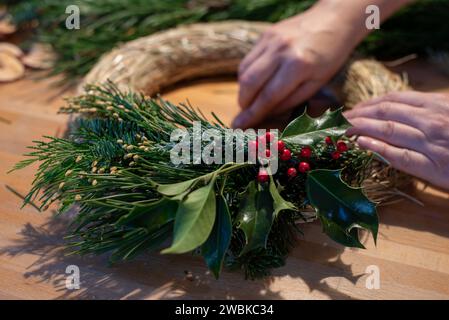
233;3;363;129
345;91;449;190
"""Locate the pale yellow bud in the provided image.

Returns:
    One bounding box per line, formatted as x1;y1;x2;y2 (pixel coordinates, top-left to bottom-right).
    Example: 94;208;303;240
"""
92;179;98;186
58;182;65;190
75;195;82;201
65;169;73;177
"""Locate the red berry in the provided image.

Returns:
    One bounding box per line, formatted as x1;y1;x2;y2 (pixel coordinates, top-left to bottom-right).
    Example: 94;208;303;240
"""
277;140;286;153
298;162;311;173
300;146;312;158
280;149;292;161
336;141;348;152
257;169;269;183
265;149;271;157
265;131;275;143
331;151;341;160
325;136;333;145
287;167;297;178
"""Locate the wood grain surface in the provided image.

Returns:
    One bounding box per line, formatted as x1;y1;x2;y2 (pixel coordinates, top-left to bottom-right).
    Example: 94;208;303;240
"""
0;60;448;300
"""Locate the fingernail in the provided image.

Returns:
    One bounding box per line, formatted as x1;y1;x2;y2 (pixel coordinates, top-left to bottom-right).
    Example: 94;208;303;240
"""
345;127;355;136
343;110;354;118
357;136;370;147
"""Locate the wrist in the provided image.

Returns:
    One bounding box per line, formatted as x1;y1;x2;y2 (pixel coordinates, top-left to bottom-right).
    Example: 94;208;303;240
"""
312;0;413;50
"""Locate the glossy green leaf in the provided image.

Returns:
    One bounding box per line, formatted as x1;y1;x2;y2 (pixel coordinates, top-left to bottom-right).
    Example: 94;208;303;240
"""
116;198;178;233
280;108;351;146
306;169;378;248
269;177;296;217
161;178;216;254
202;194;232;279
237;181;273;255
319;216;365;248
156;177;199;196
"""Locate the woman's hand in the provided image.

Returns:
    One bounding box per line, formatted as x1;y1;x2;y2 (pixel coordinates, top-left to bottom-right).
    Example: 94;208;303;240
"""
232;0;414;129
233;4;359;129
345;91;449;190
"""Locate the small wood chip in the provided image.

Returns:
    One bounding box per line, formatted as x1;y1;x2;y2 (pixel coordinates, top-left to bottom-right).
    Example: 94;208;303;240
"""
0;51;25;82
22;43;56;69
0;42;23;58
0;18;16;36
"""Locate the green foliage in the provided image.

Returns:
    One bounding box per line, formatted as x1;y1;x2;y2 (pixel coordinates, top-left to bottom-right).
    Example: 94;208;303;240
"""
202;194;232;279
13;82;378;278
162;176;217;254
306;169;378;248
281;108;350;147
6;0;449;83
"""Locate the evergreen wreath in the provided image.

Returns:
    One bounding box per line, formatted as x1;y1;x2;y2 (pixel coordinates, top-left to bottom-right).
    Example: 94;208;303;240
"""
14;81;385;279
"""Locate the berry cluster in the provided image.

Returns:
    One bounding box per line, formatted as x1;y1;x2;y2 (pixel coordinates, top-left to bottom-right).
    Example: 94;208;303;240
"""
255;133;350;184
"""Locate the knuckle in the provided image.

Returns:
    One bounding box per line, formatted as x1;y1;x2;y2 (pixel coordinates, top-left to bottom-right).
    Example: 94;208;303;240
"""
239;73;257;88
260;87;276;101
376;103;391;119
426;118;448;140
381;120;395;138
400;149;413;169
284;56;303;70
434;152;449;171
271;34;291;49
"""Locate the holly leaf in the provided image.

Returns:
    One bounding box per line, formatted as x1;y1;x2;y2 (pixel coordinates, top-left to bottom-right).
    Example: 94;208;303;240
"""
115;198;178;233
280;108;351;146
161;177;216;254
306;169;378;248
319;216;365;248
202;194;232;279
269;176;296;217
237;179;294;255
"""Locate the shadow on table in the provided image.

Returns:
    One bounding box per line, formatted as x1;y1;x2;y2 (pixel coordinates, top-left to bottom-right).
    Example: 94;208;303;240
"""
0;210;362;300
379;184;449;239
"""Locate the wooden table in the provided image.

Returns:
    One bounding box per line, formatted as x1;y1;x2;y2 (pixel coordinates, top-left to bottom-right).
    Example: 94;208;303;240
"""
1;60;449;300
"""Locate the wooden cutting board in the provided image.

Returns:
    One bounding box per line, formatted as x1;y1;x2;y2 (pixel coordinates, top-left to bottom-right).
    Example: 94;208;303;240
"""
0;60;449;300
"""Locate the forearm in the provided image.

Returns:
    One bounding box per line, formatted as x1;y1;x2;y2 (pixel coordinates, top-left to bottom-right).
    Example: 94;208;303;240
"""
312;0;415;49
